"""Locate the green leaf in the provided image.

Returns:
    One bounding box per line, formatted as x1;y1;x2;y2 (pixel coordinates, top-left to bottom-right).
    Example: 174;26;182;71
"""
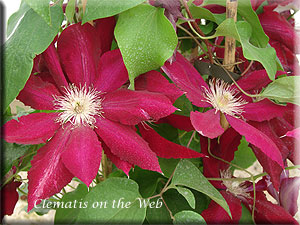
24;0;51;26
129;167;165;198
203;19;277;80
2;141;30;176
176;187;196;209
236;21;277;80
152;123;180;143
158;158;180;178
202;0;269;47
65;0;76;24
231;137;257;170
6;0;30;37
82;0;145;23
146;196;172;224
4;5;63;110
260;76;300;105
239;203;254;224
189;4;225;24
174;211;206;224
172;160;231;218
174;95;193;116
55;184;89;224
115;4;178;88
76;178;146;224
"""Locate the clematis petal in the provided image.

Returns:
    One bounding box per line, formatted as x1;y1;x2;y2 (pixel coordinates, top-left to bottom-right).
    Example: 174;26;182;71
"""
61;126;102;186
157;114;194;132
102;142;133;176
162;52;210;107
27;125;74;211
279;177;300;216
135;70;184;103
138;124;205;159
42;43;69;90
242;99;286;122
57;23;101;86
248;120;288;190
259;9;299;53
1;181;21;219
250;192;299;224
102;89;177;125
201;190;242;224
3;113;60;145
285;127;300;139
190;110;224;139
17;74;61;110
236;70;285;93
226;115;284;168
95;49;129;92
94;118;161;173
94;17;116;53
270;117;298;165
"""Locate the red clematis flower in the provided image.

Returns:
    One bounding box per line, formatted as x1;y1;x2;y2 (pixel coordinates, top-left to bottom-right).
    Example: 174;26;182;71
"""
3;21;202;211
162;52;285;168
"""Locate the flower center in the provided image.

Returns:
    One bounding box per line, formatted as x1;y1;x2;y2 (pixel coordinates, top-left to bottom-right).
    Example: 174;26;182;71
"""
220;169;250;198
53;84;103;127
203;78;247;117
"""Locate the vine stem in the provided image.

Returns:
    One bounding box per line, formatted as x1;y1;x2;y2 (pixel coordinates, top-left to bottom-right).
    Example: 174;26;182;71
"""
180;0;214;64
177;24;210;58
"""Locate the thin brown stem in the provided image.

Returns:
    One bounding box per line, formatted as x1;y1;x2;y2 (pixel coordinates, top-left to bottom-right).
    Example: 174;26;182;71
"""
240;60;254;76
177;24;209;58
181;0;214;64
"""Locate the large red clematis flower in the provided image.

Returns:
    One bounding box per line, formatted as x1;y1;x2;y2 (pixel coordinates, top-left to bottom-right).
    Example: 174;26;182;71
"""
3;20;202;211
162;52;286;169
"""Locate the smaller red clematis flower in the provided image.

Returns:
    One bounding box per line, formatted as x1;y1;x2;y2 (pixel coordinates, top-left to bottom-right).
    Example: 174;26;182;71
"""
162;52;285;168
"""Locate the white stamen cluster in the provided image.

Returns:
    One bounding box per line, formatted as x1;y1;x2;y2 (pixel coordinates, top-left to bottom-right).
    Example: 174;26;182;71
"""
220;169;250;198
53;84;103;127
203;79;247;117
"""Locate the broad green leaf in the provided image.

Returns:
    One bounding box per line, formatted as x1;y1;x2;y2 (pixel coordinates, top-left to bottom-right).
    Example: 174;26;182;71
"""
24;0;51;26
55;184;89;224
172;160;231;218
260;76;300;105
202;19;277;80
6;0;30;37
82;0;145;23
176;187;196;209
202;0;269;47
231;137;257;170
115;4;178;88
76;178;146;224
65;0;76;24
174;211;206;224
4;5;63;110
129;167;165;198
2;141;30;176
236;21;277;80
